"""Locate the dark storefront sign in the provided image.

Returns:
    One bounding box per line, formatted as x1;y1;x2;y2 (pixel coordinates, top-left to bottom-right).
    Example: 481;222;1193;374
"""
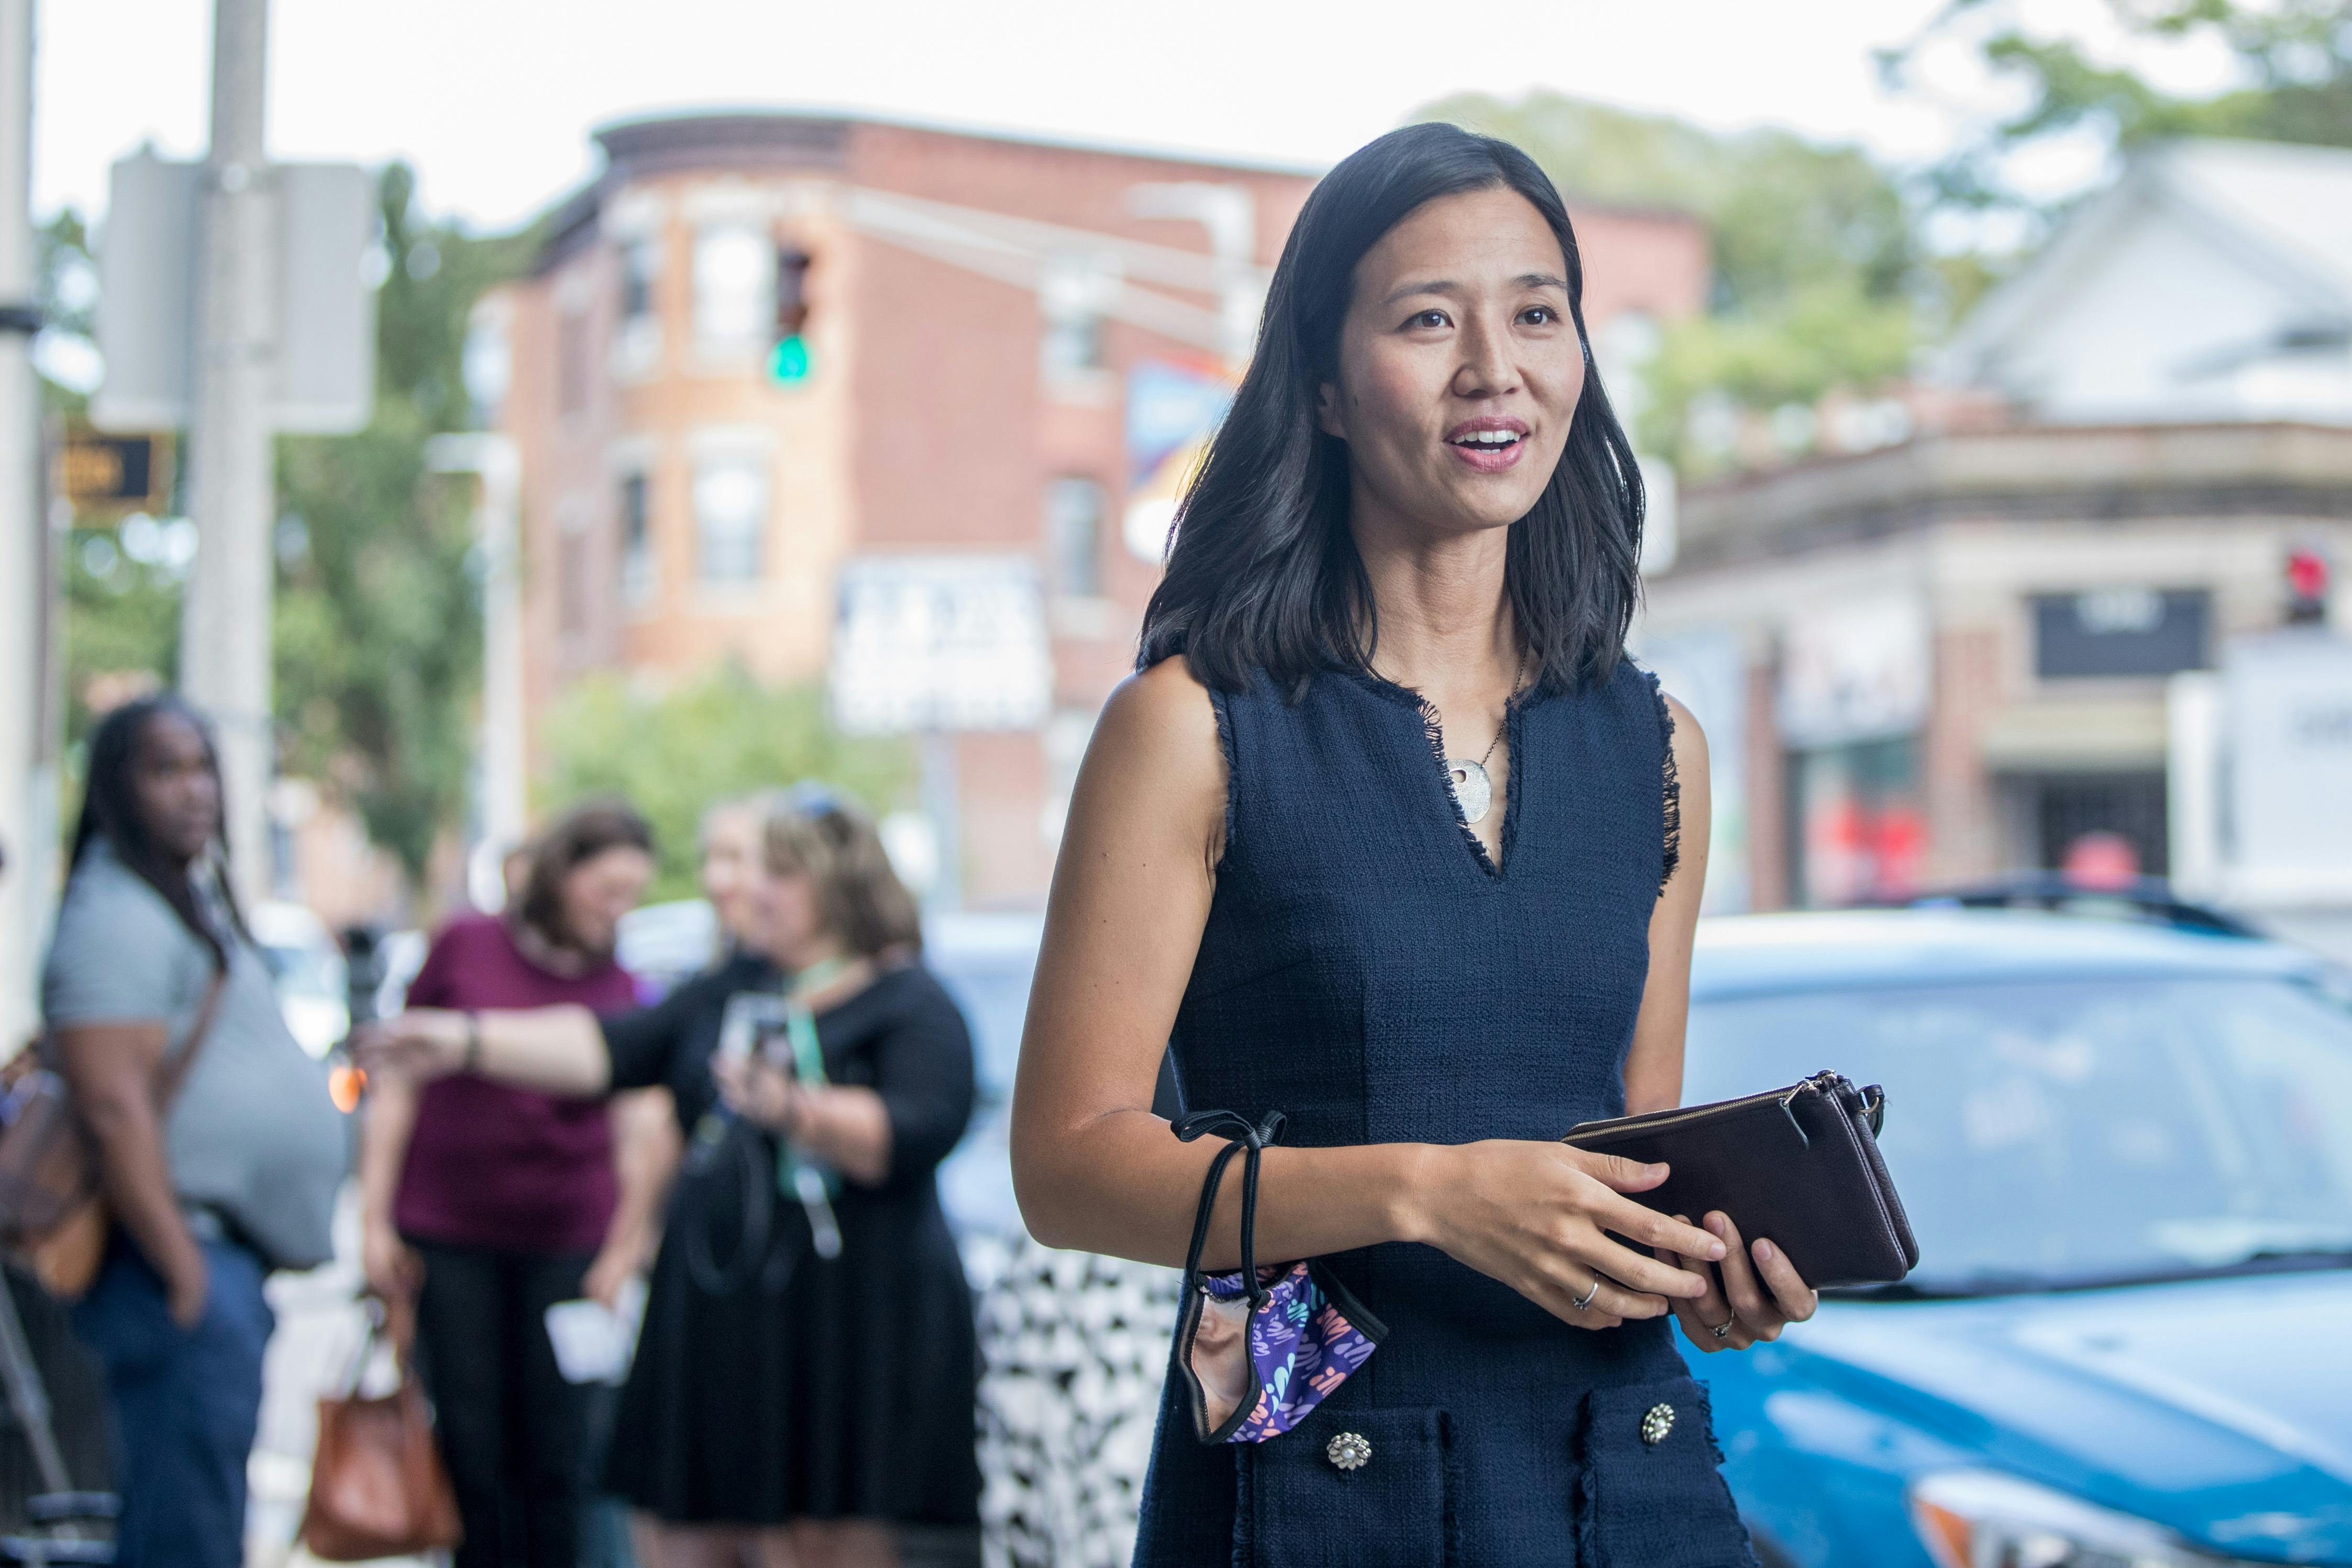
2033;587;2209;679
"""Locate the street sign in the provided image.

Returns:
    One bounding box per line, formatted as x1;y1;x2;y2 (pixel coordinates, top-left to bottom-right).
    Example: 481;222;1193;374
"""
2222;632;2352;901
830;555;1052;734
61;429;173;515
91;150;378;434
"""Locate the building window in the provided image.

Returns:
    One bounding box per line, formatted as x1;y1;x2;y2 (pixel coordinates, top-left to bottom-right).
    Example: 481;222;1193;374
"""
557;307;591;416
558;526;593;638
693;223;775;355
613;237;663;380
1045;477;1105;598
2033;588;2210;679
1789;736;1923;908
1040;252;1113;380
619;472;654;607
694;452;768;584
620;237;659;322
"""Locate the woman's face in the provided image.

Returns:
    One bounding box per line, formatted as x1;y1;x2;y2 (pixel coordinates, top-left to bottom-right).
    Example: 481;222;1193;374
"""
556;844;654;957
753;864;825;968
699;805;766;943
1318;186;1583;539
132;712;222;864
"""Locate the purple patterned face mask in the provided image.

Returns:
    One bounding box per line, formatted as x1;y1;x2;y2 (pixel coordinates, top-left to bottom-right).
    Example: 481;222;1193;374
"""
1172;1111;1385;1444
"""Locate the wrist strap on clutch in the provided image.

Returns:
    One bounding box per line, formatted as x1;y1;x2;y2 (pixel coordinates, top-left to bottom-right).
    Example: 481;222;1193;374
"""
1174;1109;1286;1310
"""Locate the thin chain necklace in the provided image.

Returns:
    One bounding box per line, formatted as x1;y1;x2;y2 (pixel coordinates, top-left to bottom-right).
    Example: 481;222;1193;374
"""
1444;654;1528;826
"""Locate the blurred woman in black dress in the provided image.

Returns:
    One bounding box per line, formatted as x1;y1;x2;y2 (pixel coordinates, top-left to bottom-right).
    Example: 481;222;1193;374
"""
362;788;979;1568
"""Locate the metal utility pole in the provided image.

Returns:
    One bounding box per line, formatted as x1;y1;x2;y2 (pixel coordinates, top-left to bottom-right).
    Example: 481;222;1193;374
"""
0;0;42;1048
178;0;278;904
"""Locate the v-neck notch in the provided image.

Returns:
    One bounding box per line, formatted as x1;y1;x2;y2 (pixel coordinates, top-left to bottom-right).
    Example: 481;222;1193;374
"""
1340;668;1541;882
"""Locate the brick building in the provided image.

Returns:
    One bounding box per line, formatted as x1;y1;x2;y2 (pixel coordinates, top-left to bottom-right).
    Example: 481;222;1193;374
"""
487;111;1710;906
1637;422;2352;913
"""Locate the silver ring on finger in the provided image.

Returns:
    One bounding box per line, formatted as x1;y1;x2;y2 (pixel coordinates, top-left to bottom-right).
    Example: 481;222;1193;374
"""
1708;1317;1734;1340
1573;1276;1602;1312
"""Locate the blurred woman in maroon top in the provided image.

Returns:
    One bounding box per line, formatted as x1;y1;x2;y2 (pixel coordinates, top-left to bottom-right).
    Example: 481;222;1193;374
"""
358;801;658;1568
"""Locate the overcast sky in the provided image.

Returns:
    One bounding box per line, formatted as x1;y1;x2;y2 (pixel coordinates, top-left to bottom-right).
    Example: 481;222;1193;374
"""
37;0;2244;231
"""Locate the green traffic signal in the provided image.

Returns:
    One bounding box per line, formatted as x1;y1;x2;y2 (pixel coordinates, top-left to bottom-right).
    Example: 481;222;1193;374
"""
769;334;812;385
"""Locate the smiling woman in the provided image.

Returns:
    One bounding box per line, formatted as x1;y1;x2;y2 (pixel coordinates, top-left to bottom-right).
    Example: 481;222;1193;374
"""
1012;124;1801;1568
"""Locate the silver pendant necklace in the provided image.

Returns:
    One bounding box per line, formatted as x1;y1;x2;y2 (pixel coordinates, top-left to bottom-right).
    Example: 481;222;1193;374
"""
1444;657;1528;826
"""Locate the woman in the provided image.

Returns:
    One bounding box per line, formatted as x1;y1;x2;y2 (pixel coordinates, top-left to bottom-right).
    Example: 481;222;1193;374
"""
42;697;345;1568
358;800;658;1568
1008;124;1817;1566
363;789;980;1568
696;793;772;960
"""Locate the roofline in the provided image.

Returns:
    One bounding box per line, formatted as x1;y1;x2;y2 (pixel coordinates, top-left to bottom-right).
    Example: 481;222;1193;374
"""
1664;419;2352;572
595;103;1327;180
1941;135;2352;385
516;106;1705;276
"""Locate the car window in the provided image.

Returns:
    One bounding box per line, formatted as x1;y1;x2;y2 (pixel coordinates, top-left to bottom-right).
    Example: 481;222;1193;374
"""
1685;976;2352;1291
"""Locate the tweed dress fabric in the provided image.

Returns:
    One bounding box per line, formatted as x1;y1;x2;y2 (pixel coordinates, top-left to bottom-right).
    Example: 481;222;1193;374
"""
1131;660;1757;1568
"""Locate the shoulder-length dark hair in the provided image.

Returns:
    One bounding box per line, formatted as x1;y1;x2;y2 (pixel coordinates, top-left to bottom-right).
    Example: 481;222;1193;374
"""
513;799;655;959
762;786;923;962
69;694;245;969
1138;122;1645;696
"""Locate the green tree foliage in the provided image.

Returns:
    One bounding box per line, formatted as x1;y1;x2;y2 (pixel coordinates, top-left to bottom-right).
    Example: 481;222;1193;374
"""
537;664;914;902
48;169;526;890
1415;93;1920;471
272;163;535;885
1890;0;2352;216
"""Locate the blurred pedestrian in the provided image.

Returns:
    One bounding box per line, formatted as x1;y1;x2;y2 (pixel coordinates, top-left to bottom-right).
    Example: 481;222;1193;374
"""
697;794;772;960
358;800;659;1568
362;788;981;1568
42;696;344;1568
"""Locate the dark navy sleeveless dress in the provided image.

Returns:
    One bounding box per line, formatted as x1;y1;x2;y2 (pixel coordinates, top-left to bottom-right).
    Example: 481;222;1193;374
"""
1133;659;1758;1568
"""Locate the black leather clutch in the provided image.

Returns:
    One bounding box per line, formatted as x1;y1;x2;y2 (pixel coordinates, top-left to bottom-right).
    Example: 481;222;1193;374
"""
1560;1071;1919;1289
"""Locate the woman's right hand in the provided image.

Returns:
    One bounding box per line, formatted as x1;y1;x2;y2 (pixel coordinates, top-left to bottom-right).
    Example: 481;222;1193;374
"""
361;1217;424;1303
350;1009;469;1083
1403;1141;1725;1329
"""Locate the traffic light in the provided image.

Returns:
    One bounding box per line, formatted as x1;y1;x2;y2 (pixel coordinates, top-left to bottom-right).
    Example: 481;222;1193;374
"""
2287;546;2330;625
769;246;813;385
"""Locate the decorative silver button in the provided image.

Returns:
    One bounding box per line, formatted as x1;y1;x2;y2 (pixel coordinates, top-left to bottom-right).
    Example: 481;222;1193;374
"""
1326;1431;1373;1471
1640;1403;1676;1445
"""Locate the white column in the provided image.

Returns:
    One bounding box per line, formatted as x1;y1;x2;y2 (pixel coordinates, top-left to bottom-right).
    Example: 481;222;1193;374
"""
425;434;526;853
177;0;278;903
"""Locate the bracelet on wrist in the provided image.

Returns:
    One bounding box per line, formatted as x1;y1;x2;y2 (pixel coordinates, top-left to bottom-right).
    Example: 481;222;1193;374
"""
461;1011;483;1073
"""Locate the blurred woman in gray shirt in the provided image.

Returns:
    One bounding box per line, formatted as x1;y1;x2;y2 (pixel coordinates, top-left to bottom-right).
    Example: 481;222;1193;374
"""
42;695;345;1568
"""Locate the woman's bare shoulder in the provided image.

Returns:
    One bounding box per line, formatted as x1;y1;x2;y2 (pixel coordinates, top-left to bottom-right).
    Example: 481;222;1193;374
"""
1075;656;1228;864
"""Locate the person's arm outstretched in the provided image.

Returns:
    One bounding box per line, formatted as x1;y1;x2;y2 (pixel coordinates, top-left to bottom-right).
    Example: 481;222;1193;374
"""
1009;656;1725;1330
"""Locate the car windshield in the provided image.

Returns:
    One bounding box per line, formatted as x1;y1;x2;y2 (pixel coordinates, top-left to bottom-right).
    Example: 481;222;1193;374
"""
1684;974;2352;1294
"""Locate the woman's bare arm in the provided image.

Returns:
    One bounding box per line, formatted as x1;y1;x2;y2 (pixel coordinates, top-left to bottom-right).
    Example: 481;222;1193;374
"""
360;1004;612;1096
584;1087;680;1306
1624;693;1711;1117
55;1021;208;1323
1011;659;1725;1326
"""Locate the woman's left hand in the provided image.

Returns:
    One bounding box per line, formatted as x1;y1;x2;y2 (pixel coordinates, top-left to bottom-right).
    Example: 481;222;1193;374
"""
1663;1209;1817;1352
712;1053;800;1134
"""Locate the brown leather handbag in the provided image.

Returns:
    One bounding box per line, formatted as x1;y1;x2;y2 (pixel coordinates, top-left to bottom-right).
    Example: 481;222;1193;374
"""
0;973;230;1298
301;1294;463;1561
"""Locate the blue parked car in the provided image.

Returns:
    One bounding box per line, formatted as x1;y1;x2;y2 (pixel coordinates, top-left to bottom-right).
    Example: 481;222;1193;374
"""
1682;910;2352;1568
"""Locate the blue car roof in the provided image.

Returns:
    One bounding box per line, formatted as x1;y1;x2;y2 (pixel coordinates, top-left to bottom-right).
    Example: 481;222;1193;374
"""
1689;909;2323;1001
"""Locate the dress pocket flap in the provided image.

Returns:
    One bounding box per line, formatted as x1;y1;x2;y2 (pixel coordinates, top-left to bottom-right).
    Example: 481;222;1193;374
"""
1241;1406;1451;1568
1579;1377;1756;1568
